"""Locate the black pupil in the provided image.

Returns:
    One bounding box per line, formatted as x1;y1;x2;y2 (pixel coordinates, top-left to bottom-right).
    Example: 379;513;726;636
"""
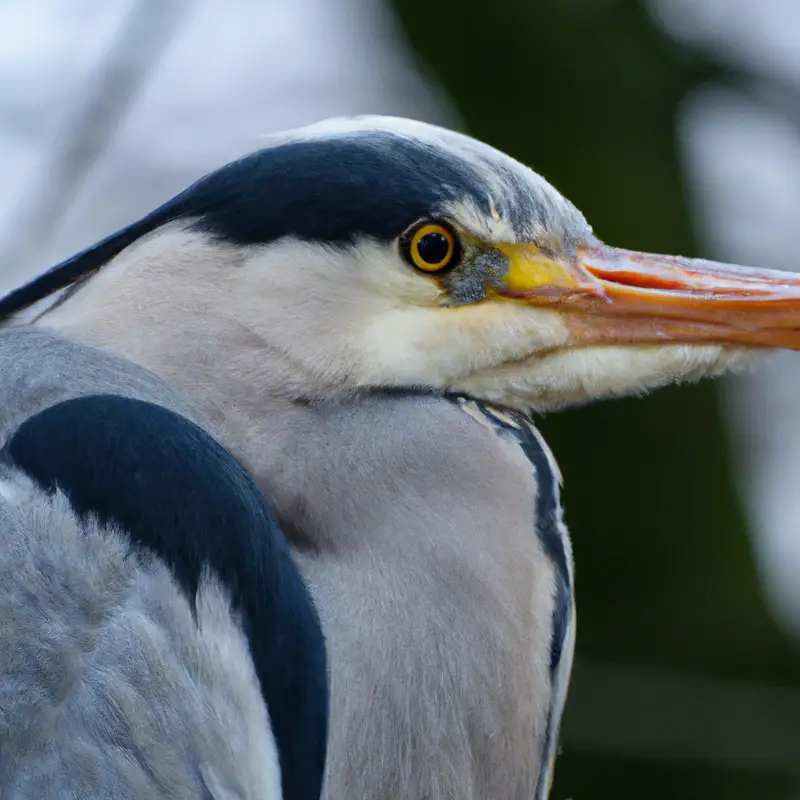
417;232;450;265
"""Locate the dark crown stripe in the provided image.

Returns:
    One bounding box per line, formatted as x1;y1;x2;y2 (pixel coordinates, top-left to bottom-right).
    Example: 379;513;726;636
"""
0;131;491;323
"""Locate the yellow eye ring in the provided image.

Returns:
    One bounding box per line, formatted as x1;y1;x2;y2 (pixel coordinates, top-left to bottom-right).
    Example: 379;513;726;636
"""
400;221;461;273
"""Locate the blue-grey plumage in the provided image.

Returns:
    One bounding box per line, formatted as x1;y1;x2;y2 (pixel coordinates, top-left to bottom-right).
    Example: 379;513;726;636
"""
0;366;328;799
452;397;574;800
0;327;568;800
2;114;799;799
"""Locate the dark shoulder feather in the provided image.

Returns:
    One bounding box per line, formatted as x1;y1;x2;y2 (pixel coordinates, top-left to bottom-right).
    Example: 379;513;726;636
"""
1;394;328;800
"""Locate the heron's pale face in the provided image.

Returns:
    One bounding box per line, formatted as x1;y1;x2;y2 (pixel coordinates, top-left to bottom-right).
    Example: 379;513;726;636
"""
14;114;800;411
219;116;800;411
231;201;800;411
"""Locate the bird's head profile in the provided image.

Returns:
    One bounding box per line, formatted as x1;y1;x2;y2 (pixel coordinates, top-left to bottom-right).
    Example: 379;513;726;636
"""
4;114;800;411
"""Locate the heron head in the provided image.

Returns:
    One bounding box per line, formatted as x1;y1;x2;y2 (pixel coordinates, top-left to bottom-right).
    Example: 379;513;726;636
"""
5;115;800;411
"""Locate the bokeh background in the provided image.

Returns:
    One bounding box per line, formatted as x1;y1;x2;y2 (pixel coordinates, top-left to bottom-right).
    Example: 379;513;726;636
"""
1;0;799;796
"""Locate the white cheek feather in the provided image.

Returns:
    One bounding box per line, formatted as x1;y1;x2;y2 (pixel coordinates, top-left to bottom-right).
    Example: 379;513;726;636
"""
360;303;570;387
236;239;574;391
37;226;769;412
453;343;767;411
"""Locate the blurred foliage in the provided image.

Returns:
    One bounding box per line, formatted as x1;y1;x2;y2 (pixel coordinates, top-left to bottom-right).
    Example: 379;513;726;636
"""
390;0;800;796
558;752;793;799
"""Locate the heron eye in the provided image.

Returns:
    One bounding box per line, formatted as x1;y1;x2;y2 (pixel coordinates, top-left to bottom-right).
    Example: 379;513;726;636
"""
400;222;461;273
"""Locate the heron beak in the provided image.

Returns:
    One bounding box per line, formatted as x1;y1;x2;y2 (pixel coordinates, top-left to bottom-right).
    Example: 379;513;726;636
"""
496;242;800;350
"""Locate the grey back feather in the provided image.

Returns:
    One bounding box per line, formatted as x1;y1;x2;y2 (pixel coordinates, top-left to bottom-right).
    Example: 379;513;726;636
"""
0;474;280;799
0;326;209;448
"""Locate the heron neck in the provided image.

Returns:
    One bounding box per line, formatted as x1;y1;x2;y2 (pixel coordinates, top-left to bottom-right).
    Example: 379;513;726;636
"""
31;270;304;485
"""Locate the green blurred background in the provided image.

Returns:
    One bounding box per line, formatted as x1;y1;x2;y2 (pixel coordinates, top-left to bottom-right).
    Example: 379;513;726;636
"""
386;1;800;797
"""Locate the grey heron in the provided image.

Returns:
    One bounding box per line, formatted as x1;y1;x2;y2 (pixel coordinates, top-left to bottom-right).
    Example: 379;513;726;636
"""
2;115;800;799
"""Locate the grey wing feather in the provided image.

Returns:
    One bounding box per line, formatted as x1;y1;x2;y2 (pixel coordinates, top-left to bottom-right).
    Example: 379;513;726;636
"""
0;327;280;799
0;470;281;800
